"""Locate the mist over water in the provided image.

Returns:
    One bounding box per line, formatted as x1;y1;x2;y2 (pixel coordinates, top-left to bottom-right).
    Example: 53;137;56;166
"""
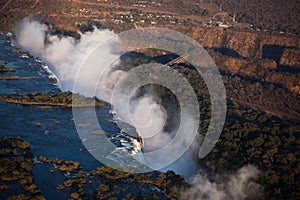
15;17;119;96
14;16;262;199
14;16;198;176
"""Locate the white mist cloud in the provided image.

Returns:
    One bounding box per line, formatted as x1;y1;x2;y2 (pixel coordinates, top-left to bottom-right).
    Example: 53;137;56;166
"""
130;95;166;139
14;17;200;177
227;165;262;199
15;16;119;95
180;165;262;200
14;17;47;54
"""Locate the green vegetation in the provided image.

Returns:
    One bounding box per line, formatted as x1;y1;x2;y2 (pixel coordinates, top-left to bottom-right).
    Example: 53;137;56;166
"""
38;156;81;173
0;137;188;199
201;101;300;199
0;91;108;107
57;166;188;200
0;137;45;200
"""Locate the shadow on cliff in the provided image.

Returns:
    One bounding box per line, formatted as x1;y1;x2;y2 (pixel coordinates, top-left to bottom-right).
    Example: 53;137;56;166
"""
262;45;285;65
212;47;243;58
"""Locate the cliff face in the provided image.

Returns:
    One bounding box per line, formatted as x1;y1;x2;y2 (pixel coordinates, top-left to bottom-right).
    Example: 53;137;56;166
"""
190;27;300;64
189;27;300;94
280;48;300;69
